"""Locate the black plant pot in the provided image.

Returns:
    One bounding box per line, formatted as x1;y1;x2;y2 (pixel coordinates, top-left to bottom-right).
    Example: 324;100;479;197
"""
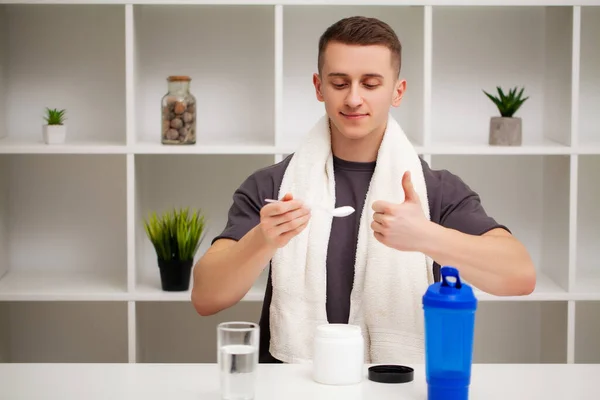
157;258;193;291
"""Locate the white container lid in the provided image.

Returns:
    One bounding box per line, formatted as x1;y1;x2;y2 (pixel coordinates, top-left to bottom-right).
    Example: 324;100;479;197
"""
315;324;362;339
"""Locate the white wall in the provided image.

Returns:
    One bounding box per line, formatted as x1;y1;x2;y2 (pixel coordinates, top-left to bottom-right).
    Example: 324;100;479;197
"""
0;303;8;362
133;5;275;146
8;155;127;286
431;6;571;146
0;5;7;140
0;156;7;282
579;7;600;144
6;302;128;363
5;5;126;144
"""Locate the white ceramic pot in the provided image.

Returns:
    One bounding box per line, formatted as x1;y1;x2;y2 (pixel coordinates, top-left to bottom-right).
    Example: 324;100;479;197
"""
43;125;66;144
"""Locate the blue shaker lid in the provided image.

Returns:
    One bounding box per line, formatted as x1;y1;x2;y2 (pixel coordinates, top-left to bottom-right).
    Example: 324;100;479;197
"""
422;266;477;310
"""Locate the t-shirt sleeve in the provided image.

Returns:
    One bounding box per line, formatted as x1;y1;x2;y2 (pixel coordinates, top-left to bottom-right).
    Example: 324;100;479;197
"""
211;159;288;245
211;174;264;244
436;170;510;236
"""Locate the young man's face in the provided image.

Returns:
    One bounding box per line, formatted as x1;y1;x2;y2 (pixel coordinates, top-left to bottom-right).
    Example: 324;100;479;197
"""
313;41;405;142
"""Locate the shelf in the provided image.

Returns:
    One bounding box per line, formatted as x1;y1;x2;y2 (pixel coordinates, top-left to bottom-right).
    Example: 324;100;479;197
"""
0;271;127;301
0;154;128;296
430;154;571;294
1;0;599;366
132;4;275;147
0;4;126;145
2;138;595;156
574;155;600;298
281;5;425;150
1;1;599;6
577;140;600;155
136;301;262;363
134;270;267;302
134;154;275;290
571;270;600;301
578;6;600;148
133;138;278;155
0;136;127;154
431;6;573;147
0;268;572;302
0;6;6;143
0;301;128;363
426;137;572;155
473;302;567;363
574;301;600;363
0;157;7;285
475;272;568;301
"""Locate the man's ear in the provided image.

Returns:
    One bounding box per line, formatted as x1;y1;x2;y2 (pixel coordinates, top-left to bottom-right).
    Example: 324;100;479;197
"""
313;73;324;102
392;78;406;107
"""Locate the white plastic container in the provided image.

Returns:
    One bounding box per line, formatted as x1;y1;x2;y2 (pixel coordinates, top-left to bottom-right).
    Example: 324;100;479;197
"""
312;323;364;385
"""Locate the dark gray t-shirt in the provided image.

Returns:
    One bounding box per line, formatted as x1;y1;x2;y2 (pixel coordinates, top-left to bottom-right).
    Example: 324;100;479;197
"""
212;154;508;363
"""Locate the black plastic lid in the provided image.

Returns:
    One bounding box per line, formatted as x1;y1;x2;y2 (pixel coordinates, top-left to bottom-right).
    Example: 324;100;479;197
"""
368;365;414;384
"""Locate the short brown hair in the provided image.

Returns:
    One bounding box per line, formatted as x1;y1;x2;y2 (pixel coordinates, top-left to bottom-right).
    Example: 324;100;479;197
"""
317;16;402;77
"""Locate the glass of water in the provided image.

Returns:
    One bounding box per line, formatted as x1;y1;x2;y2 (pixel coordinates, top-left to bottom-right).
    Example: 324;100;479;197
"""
217;321;259;400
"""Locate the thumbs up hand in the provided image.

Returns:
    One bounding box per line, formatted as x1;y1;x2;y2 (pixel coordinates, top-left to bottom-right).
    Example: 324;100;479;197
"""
371;171;432;252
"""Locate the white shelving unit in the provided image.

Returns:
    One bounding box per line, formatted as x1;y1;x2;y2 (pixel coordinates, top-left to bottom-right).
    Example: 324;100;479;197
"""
0;1;598;365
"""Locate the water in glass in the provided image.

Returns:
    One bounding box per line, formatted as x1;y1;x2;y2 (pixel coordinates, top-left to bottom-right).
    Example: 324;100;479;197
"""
217;322;259;400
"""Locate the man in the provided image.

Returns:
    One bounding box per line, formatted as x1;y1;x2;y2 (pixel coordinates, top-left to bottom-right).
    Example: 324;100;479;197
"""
191;16;536;364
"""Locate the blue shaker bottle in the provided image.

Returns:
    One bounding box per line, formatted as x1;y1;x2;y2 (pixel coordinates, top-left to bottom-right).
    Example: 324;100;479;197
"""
422;266;477;400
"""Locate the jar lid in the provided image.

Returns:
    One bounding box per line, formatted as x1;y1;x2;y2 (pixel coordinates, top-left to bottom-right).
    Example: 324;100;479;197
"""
315;323;362;339
368;364;414;384
167;75;191;82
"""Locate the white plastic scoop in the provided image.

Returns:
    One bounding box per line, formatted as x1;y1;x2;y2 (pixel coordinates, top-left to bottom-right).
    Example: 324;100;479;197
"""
264;199;355;218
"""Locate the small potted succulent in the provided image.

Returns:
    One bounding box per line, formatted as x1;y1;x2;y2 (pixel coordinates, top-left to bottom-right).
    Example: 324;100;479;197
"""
42;108;67;144
143;207;207;291
483;86;529;146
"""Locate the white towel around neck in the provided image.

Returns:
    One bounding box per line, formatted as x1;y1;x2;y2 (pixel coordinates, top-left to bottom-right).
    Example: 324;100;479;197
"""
268;113;434;364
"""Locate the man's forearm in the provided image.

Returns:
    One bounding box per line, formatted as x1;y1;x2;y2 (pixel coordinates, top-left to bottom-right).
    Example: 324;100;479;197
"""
419;222;536;296
191;226;277;315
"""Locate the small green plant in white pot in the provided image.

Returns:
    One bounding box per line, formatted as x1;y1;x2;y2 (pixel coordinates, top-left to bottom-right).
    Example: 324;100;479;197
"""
143;207;207;291
483;86;529;146
42;108;67;144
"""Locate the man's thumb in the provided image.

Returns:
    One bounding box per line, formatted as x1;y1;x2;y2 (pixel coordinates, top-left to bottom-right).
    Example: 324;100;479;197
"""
402;171;418;202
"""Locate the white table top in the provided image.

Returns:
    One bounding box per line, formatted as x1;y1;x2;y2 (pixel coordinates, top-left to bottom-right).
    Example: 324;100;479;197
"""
0;363;597;399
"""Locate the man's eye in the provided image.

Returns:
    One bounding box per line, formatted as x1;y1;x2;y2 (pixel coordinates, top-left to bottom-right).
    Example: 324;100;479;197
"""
332;83;347;89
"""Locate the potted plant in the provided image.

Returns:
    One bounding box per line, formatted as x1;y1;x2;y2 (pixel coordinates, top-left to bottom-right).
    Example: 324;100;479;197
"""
143;207;207;291
42;108;67;144
483;86;529;146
